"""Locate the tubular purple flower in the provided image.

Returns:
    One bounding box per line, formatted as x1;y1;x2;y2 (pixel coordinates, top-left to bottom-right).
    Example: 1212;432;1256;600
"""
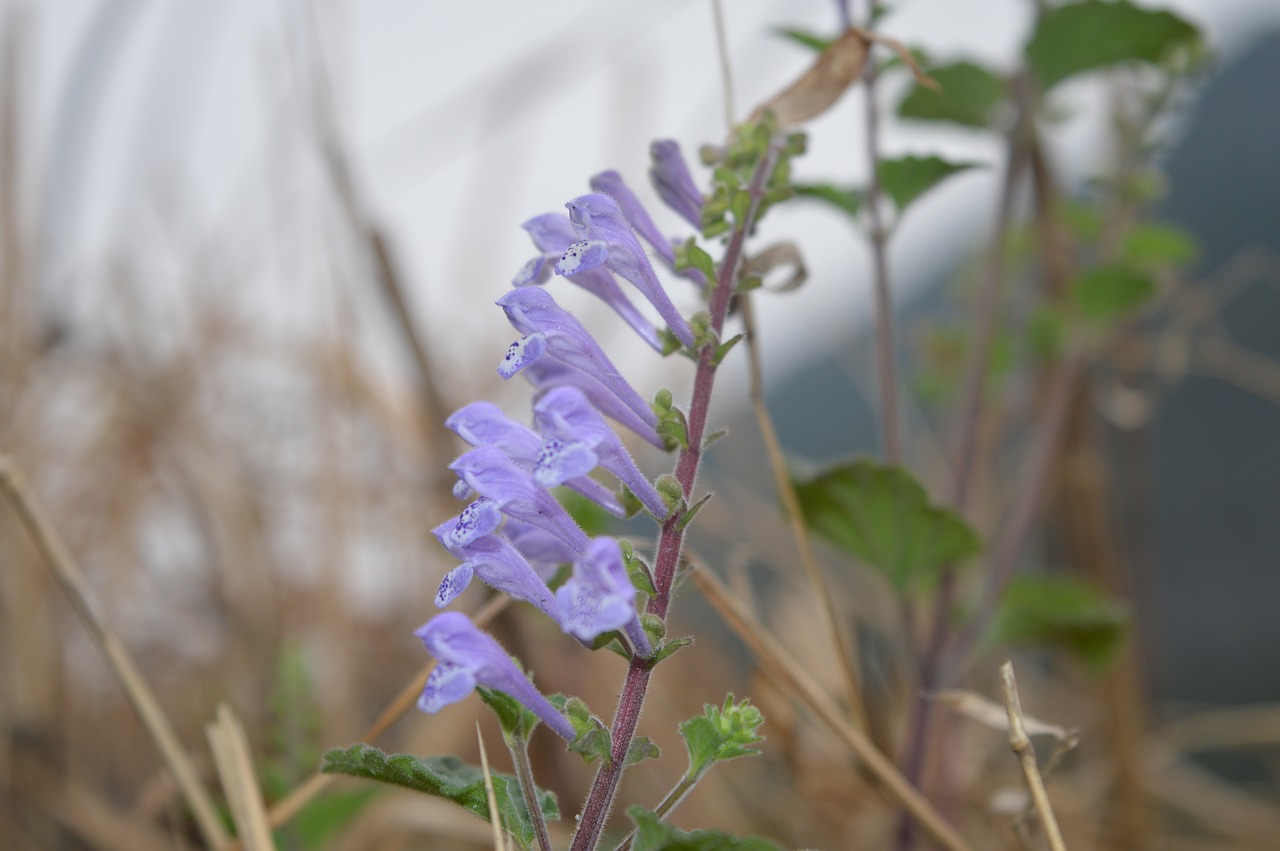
432;516;561;621
532;386;668;518
556;537;652;657
504;519;578;582
447;401;624;517
650;139;704;230
449;446;590;555
522;358;663;449
559;193;695;347
589;171;676;266
515;214;663;351
416;612;575;741
497;288;660;440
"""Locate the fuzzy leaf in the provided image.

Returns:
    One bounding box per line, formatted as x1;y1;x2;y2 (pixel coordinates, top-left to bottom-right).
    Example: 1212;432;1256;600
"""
794;460;981;591
321;745;557;850
991;576;1129;670
898;61;1005;128
1026;0;1201;90
877;155;981;216
1072;264;1156;320
629;806;781;851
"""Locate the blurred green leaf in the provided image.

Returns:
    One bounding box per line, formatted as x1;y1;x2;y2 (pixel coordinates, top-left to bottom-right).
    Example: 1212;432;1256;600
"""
1026;0;1201;90
772;26;835;53
287;788;380;850
877;155;982;217
629;806;781;851
555;487;615;537
992;576;1129;670
321;745;558;850
898;61;1005;128
1072;264;1156;320
1121;222;1199;268
793;183;863;223
793;460;981;591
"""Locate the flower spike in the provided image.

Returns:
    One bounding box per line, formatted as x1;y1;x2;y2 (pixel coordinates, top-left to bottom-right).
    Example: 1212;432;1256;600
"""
533;386;668;518
416;612;575;740
560;193;695;346
557;537;652;657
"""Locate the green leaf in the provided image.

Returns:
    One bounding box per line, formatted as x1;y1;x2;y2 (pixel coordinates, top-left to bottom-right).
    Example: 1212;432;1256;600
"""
898;61;1005;128
287;787;381;850
1072;264;1156;320
793;460;981;592
556;487;615;537
626;736;661;766
876;155;981;217
793;183;862;223
991;576;1129;670
772;26;835;53
1121;222;1198;269
564;698;613;766
1026;0;1201;90
321;745;558;850
679;694;765;778
629;806;781;851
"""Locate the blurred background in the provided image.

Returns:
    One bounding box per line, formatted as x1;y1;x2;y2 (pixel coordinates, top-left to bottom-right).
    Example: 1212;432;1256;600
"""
4;1;1280;849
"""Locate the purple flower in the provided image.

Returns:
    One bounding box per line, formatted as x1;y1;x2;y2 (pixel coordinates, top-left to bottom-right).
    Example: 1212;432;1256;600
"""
450;446;590;555
504;520;579;582
533;386;668;518
514;214;663;351
432;517;561;621
521;358;663;449
558;193;695;346
649;140;704;230
416;612;575;740
496;287;660;444
557;537;652;657
447;401;624;517
589;171;675;266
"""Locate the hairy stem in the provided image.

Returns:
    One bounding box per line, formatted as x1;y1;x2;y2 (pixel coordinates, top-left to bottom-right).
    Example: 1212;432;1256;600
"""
569;140;783;851
510;734;553;851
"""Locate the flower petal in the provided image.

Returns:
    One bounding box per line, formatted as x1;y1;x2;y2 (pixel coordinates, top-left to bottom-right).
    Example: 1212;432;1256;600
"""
650;139;704;230
498;333;549;379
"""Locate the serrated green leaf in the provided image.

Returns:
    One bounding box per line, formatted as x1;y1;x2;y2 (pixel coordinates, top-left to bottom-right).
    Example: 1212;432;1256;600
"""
629;806;781;851
793;183;862;223
772;26;835;53
1072;264;1156;320
991;576;1129;670
1121;222;1198;268
898;61;1005;128
1026;0;1201;90
680;695;766;778
321;745;557;850
793;460;981;591
877;155;981;217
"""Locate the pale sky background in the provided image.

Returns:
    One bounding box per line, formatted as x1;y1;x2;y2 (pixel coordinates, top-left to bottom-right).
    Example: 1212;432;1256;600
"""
17;0;1280;402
